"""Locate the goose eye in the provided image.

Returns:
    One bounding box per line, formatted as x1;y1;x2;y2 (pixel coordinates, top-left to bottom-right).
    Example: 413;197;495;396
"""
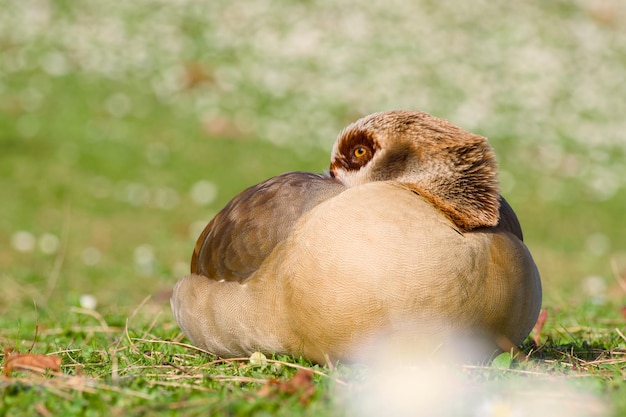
353;146;367;158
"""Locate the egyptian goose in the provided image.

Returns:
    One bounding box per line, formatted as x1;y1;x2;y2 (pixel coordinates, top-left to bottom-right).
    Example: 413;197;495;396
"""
171;110;542;363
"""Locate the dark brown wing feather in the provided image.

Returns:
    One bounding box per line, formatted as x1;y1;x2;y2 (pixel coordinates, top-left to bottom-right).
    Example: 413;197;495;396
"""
191;172;346;281
494;196;523;240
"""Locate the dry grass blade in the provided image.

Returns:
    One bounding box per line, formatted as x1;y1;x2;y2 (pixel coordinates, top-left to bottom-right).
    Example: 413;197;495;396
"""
135;397;221;412
145;380;215;392
69;307;110;332
43;206;71;305
1;372;153;400
131;337;348;384
611;258;626;293
40;326;122;335
130;337;214;355
464;364;601;378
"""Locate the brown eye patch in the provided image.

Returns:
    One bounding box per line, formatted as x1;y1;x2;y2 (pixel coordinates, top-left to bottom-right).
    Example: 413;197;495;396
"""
333;129;378;171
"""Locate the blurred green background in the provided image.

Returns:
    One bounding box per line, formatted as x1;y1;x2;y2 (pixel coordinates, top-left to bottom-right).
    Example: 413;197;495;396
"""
1;0;625;322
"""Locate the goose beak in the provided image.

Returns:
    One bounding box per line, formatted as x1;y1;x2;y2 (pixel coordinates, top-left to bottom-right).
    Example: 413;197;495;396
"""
328;166;347;186
328;160;345;184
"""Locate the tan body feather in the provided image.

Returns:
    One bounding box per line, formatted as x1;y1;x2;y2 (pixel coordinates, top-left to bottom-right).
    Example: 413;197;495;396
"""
171;111;542;363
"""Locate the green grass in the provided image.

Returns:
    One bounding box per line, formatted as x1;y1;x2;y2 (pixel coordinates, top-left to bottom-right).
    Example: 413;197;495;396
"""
1;304;625;416
1;0;626;415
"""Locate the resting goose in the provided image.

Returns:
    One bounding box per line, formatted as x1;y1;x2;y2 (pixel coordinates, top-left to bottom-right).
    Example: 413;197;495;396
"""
171;110;542;363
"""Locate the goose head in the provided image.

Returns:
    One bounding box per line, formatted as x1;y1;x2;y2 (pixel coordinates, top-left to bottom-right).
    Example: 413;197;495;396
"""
329;110;500;231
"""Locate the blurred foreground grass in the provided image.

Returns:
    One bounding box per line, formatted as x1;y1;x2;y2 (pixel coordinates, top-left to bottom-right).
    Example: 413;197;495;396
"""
1;0;626;415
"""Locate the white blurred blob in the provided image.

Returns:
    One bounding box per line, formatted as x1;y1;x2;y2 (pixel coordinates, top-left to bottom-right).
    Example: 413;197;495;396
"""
79;294;98;310
145;142;170;166
189;219;210;240
560;154;580;178
587;167;620;201
82;247;102;266
152;65;186;99
38;233;60;254
538;142;564;173
153;187;180;210
20;87;44;112
345;331;609;417
105;92;132;118
134;244;155;276
348;352;461;416
582;275;607;305
585;233;611;257
190;180;218;206
11;231;36;252
123;182;150;206
41;51;69;76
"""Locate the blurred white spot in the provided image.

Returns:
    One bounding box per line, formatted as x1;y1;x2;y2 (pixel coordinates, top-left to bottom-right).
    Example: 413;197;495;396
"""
582;275;607;305
585;233;610;257
11;231;36;252
38;233;60;255
20;87;44;112
105;92;132;118
41;51;69;76
152;65;185;99
189;219;210;240
145;142;170;166
346;332;609;417
475;398;521;417
134;244;155;276
124;182;150;206
82;247;102;266
587;167;620;201
560;154;580;178
190;180;218;206
79;294;98;310
351;362;462;417
538;143;564;172
153;187;179;210
590;150;609;163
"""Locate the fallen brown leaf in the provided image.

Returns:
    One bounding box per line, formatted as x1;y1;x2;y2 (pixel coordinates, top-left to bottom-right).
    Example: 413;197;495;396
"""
532;308;548;346
3;347;62;376
181;61;214;90
257;368;316;405
201;115;251;139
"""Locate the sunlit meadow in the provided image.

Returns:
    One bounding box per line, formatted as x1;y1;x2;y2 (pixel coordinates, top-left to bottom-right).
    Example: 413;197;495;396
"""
1;0;625;415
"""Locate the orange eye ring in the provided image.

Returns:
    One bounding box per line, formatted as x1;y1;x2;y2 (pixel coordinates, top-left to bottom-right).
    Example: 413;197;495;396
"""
353;146;367;158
